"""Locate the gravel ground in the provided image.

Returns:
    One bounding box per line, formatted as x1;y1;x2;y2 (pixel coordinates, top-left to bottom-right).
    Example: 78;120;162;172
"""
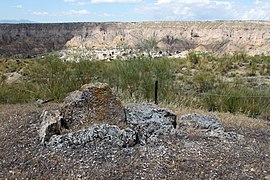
0;103;269;179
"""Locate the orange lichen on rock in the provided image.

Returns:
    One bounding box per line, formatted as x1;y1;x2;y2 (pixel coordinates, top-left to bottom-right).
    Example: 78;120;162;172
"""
60;83;125;131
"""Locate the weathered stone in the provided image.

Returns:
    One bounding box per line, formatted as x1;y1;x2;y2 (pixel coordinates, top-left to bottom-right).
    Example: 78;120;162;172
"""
178;114;223;130
39;109;64;144
125;103;176;145
43;102;178;148
60;83;125;131
47;124;138;148
177;114;244;141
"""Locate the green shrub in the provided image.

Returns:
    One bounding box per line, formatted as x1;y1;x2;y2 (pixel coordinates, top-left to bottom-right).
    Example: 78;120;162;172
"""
1;53;270;118
187;51;200;65
191;71;216;92
203;83;270;117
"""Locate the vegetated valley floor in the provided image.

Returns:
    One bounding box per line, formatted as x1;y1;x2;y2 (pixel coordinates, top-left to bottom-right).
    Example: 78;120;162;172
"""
0;103;269;179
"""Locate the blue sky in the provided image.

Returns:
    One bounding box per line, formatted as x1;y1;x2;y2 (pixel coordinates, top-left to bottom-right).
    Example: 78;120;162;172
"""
1;0;270;23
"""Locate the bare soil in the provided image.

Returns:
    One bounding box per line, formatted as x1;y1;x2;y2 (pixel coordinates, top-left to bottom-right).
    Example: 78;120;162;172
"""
0;103;269;179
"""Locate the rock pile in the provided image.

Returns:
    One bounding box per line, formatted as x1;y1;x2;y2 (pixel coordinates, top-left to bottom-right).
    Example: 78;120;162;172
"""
39;83;243;149
39;83;177;148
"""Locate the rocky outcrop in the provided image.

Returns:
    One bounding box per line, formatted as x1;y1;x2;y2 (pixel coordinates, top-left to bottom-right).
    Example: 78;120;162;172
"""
1;21;270;56
38;83;177;147
39;83;243;149
42;103;177;148
0;23;78;56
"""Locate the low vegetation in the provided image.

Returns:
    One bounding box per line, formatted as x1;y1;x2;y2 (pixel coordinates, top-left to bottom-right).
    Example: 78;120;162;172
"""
1;52;270;118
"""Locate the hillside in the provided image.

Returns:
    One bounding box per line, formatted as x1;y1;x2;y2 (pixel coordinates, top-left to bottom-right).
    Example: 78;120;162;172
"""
1;21;270;56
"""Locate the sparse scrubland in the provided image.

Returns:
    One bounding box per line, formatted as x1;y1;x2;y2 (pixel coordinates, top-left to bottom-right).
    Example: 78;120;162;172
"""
1;52;270;118
0;52;270;179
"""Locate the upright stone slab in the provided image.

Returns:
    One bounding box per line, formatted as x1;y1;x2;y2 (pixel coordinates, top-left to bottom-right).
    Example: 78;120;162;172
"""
39;109;63;144
60;83;126;131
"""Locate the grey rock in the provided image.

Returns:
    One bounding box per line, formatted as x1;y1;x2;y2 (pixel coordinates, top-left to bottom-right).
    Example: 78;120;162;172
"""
177;113;244;141
47;124;138;148
125;103;176;145
39;109;64;144
46;103;177;148
178;113;223;130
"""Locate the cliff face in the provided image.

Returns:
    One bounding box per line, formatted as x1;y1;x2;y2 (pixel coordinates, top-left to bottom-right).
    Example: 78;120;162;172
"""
1;21;270;56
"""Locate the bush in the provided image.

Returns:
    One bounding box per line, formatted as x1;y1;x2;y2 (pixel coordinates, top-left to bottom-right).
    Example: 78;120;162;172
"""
1;53;270;118
191;71;216;92
203;83;270;117
187;51;200;64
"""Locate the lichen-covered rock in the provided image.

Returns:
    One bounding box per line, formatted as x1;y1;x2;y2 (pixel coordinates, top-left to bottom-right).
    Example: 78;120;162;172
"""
60;83;125;131
177;114;244;141
39;109;64;144
47;124;138;148
125;103;177;145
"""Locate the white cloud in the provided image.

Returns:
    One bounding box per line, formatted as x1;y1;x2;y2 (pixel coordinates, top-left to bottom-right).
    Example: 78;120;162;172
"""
135;0;270;21
64;0;91;6
16;5;23;8
68;9;90;15
64;0;77;2
99;13;113;17
32;12;49;15
239;0;270;20
136;0;234;20
91;0;142;3
77;1;91;5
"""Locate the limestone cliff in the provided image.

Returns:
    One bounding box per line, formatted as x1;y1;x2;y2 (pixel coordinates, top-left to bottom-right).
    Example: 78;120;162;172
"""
0;21;270;56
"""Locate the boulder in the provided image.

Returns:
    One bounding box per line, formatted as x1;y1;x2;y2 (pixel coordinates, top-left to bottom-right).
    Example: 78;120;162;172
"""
39;109;64;144
125;103;177;145
60;83;125;131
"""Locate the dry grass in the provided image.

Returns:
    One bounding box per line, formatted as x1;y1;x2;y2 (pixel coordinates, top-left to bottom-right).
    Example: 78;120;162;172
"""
163;104;270;129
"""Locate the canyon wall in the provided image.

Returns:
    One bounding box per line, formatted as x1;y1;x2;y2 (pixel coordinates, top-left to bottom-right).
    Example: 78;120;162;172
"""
0;21;270;56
